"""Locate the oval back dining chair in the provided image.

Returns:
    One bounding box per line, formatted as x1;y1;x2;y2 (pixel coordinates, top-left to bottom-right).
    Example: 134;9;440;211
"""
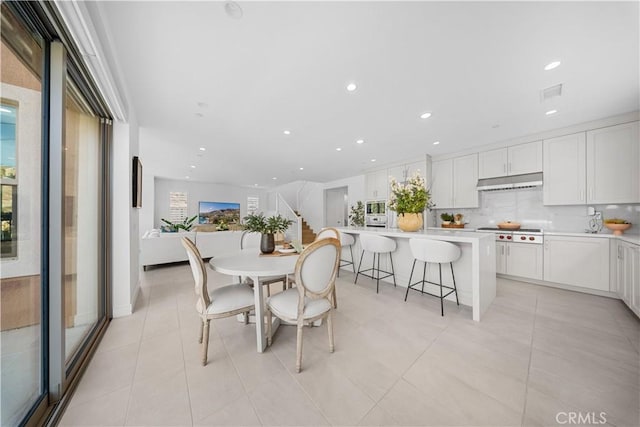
314;227;342;307
266;237;341;373
181;237;255;366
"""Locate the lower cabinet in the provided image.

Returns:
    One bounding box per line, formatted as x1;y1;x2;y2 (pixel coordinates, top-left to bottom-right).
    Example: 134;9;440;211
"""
543;236;610;291
616;240;640;317
496;242;543;280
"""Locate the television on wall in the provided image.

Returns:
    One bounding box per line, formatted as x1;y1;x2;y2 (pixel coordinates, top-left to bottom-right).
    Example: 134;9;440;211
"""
198;201;241;225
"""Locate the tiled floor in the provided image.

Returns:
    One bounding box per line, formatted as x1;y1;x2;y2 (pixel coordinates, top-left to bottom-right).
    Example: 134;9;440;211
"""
60;264;640;426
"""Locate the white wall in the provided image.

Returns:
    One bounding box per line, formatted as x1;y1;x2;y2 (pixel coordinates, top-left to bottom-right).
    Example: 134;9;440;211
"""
0;83;41;279
111;115;140;318
153;178;266;229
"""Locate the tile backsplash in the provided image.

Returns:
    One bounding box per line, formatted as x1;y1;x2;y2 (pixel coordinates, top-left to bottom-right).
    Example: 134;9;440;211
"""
431;187;640;234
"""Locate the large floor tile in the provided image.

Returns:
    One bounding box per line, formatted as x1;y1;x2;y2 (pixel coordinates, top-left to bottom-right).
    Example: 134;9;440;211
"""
59;385;130;426
194;395;261;426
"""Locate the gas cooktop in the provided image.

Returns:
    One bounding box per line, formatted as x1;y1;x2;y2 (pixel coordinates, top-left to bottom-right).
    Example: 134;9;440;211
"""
476;227;543;233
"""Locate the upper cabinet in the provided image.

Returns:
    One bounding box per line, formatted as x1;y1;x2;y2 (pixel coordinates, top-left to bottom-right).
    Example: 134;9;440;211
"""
544;122;639;205
587;122;640;204
431;153;478;209
365;170;388;200
478;140;542;179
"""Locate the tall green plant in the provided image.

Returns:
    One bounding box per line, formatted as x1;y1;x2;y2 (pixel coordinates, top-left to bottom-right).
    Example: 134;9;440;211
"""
349;201;365;226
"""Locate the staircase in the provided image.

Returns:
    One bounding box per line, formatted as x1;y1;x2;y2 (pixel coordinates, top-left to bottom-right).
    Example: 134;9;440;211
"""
295;211;316;244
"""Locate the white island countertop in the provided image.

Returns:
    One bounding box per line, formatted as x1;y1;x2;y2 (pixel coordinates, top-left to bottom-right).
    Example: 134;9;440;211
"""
336;226;496;321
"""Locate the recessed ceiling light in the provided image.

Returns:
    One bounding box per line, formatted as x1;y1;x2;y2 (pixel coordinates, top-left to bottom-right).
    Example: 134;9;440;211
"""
545;109;558;116
272;177;277;180
336;148;342;151
544;61;561;71
420;112;432;119
283;130;291;135
356;139;364;144
299;167;304;170
433;141;440;145
190;165;196;169
199;147;206;151
346;83;357;92
254;184;258;187
371;159;376;162
185;176;190;179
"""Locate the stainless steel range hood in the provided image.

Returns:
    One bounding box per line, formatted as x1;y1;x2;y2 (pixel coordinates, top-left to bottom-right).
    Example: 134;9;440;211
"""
476;172;543;191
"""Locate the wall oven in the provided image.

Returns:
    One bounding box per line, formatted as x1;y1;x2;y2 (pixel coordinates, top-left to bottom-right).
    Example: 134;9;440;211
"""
365;200;387;227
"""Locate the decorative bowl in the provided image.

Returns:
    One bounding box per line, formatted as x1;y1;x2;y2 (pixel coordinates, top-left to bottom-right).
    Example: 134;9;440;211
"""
604;223;632;236
497;221;521;230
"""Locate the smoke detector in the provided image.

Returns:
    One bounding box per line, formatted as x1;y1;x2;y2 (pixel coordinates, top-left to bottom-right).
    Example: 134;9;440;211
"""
225;1;243;19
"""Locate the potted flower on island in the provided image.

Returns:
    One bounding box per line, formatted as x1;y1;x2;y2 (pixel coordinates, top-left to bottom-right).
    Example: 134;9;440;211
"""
388;171;433;232
243;213;293;254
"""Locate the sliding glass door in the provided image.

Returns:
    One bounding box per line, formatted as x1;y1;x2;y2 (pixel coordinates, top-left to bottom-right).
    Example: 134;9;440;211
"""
0;5;46;425
0;3;111;425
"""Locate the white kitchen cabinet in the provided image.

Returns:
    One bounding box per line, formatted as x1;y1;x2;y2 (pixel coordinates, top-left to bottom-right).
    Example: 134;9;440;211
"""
366;170;388;200
431;154;478;209
431;159;454;209
495;242;543;280
616;240;640;317
478;141;542;179
544;122;640;206
496;242;506;274
543;132;586;205
506;243;543;280
586;122;640;204
543;236;609;291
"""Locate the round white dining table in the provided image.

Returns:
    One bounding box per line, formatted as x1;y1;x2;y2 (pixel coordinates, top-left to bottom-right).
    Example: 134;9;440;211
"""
209;249;298;352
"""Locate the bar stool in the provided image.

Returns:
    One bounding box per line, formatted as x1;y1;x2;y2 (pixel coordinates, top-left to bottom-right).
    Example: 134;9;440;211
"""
355;234;397;293
404;239;460;316
339;232;356;276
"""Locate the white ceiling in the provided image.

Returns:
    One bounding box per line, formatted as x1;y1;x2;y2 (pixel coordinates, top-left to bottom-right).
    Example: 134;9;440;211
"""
95;1;639;188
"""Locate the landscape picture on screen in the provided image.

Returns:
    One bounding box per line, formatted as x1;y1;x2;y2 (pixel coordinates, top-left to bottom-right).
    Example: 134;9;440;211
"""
198;201;241;225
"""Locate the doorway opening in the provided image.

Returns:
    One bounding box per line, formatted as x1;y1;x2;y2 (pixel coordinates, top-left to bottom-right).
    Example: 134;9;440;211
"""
324;186;348;228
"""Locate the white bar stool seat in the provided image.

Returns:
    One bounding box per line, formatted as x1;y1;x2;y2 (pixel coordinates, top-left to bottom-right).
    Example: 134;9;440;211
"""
405;238;461;316
339;232;356;274
355;234;397;293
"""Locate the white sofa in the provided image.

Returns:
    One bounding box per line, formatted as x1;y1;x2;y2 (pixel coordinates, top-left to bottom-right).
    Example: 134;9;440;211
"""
140;231;243;269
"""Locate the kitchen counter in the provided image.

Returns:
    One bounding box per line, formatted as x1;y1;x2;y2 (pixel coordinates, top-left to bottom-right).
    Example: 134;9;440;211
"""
337;227;496;321
543;231;640;245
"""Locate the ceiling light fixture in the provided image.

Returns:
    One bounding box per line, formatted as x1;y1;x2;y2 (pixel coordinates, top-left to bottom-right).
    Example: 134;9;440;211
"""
544;61;561;71
272;177;277;180
346;83;357;92
283;130;291;135
336;148;342;151
185;176;190;179
420;112;432;119
545;109;558;115
356;139;364;144
433;141;440;145
299;167;304;170
371;159;376;162
190;165;196;169
199;147;206;151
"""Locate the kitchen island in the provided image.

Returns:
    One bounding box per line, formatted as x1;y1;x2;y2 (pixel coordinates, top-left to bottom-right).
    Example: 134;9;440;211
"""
337;227;496;321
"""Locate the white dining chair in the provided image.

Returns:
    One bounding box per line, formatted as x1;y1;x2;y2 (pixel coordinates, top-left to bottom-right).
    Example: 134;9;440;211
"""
240;231;288;296
181;237;255;366
313;227;342;307
266;237;340;373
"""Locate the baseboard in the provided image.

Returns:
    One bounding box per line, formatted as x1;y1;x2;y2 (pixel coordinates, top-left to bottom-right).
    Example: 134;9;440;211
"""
112;282;141;318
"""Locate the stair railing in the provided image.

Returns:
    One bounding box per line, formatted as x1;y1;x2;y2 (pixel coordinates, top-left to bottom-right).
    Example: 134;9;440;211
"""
275;193;302;244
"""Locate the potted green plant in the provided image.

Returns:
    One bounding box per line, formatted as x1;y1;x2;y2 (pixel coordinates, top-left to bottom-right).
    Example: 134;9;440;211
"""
440;213;454;225
388;171;433;232
243;213;293;253
160;215;197;232
349;201;365;227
